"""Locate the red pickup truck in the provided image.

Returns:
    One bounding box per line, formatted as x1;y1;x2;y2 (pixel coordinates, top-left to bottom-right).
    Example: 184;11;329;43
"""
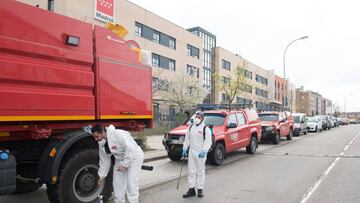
258;111;294;144
162;109;262;166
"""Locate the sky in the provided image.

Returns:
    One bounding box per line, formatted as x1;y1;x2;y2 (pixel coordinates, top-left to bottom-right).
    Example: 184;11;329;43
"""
130;0;360;112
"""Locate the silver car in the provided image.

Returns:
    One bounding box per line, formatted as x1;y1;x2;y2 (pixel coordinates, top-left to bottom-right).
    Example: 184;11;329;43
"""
307;117;323;132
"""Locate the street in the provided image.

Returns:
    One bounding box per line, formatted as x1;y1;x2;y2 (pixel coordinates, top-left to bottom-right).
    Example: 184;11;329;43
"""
1;125;360;203
140;125;360;203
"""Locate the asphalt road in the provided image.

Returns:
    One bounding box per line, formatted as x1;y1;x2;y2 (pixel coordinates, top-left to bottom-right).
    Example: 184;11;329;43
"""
139;125;360;203
1;125;359;203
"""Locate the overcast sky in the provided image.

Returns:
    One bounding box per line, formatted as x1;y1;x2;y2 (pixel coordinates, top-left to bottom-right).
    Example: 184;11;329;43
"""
130;0;360;112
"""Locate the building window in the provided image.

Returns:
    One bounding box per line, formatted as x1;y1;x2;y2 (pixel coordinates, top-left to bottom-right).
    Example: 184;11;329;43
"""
244;69;252;79
222;76;230;85
222;59;231;71
135;23;142;36
255;74;268;85
134;22;176;49
169;59;175;71
187;44;199;59
187;65;199;78
152;53;160;67
256;88;268;98
242;84;252;94
169;38;175;49
222;93;230;104
48;0;54;11
153;32;160;43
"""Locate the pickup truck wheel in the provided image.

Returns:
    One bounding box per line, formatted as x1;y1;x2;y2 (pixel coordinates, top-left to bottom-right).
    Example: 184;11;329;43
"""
209;143;225;166
168;151;182;161
287;129;293;140
46;149;113;203
273;131;280;145
246;136;257;154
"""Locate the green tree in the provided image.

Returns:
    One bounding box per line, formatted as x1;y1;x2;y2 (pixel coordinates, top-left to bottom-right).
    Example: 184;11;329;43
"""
215;63;250;107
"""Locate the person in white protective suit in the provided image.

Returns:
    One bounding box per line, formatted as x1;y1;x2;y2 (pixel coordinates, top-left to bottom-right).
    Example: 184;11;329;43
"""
182;111;212;198
91;124;144;203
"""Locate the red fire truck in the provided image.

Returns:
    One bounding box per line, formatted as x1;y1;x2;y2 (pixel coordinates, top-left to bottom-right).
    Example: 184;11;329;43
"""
0;1;152;202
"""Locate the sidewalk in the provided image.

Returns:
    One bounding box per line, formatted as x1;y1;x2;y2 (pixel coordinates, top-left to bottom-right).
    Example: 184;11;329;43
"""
143;135;168;163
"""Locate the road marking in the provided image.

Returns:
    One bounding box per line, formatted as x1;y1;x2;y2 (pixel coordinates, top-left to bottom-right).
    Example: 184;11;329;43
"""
300;130;360;203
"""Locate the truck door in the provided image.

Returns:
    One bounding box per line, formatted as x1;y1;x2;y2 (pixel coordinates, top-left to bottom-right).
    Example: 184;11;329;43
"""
226;114;239;152
236;113;250;148
279;113;287;136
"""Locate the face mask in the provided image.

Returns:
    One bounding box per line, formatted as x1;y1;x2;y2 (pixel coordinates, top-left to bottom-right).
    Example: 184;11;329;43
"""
98;139;106;145
194;118;202;125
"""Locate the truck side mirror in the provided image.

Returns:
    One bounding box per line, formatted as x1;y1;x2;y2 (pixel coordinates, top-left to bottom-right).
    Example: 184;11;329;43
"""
227;123;237;128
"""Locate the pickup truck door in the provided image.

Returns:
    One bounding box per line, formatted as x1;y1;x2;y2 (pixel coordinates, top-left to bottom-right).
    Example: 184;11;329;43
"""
226;114;239;152
236;113;250;148
279;113;287;136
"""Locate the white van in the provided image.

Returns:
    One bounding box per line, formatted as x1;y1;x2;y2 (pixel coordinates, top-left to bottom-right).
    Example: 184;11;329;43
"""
292;113;308;136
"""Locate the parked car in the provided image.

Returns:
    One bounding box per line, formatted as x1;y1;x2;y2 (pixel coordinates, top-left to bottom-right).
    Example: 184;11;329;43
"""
292;113;308;136
162;108;262;166
331;117;339;127
317;115;331;130
307;116;323;132
258;111;294;144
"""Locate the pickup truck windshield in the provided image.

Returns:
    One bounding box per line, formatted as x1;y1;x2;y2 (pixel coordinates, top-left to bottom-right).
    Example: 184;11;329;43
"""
259;114;279;122
187;113;226;126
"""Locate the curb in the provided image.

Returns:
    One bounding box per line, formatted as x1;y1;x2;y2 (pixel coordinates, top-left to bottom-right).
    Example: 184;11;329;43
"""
143;154;168;163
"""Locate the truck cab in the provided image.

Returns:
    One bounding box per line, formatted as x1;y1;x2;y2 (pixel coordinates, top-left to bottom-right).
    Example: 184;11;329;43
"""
162;108;262;166
258;111;294;144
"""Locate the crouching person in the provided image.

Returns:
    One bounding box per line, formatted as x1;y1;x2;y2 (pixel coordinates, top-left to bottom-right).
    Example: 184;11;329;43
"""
91;124;144;203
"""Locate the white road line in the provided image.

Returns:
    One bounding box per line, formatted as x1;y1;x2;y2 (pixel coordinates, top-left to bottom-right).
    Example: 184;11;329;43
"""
300;129;360;203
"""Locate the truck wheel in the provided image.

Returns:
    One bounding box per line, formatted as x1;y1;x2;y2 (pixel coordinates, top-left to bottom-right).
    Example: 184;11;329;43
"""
246;136;257;154
209;143;225;166
273;131;280;145
46;149;113;203
287;129;293;140
167;151;182;161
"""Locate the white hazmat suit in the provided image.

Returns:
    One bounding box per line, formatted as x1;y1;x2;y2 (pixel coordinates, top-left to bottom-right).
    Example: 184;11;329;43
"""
182;121;212;189
98;125;144;203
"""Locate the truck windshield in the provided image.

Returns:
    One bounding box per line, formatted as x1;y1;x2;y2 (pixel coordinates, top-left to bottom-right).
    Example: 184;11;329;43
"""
187;113;226;126
259;114;278;121
293;116;301;123
204;113;226;126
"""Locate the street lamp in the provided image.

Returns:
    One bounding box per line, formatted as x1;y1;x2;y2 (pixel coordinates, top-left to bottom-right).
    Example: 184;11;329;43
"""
283;36;308;108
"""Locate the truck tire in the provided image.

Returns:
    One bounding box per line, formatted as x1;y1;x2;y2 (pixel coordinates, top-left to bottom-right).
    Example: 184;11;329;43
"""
46;149;113;203
273;131;280;145
167;151;182;161
246;136;257;154
287;129;293;140
209;142;225;166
